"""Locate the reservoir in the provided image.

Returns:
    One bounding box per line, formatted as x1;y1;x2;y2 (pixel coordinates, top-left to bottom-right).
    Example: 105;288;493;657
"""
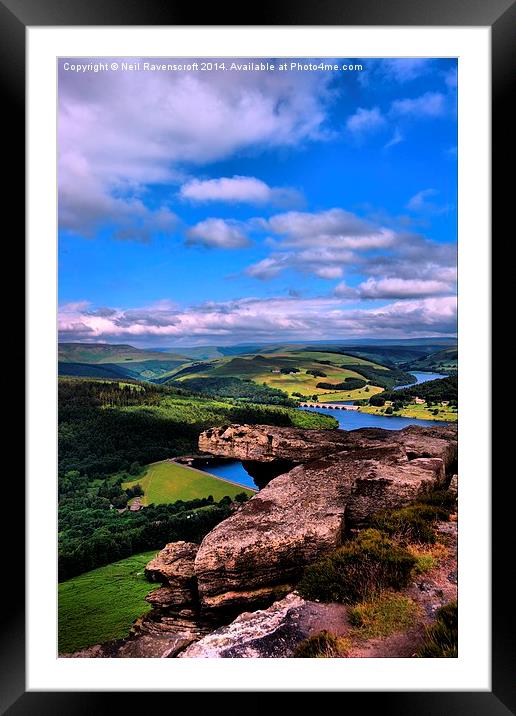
393;371;447;390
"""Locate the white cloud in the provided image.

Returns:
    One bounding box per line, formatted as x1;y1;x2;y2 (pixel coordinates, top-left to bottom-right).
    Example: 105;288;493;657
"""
346;107;386;134
186;218;250;249
58;294;457;345
262;209;396;249
391;91;446;117
379;59;432;83
179;175;302;207
59;59;334;238
357;277;453;299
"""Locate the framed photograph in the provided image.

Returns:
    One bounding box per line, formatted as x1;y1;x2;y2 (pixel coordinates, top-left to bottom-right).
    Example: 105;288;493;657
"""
3;0;510;709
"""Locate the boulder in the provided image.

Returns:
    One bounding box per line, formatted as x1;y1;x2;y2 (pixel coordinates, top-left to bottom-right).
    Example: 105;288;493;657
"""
145;541;198;608
194;443;448;611
178;593;348;658
194;449;355;611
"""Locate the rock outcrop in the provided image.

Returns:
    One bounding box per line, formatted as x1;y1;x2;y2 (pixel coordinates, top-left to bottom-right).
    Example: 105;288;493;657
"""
194;424;456;612
179;593;348;658
199;423;457;473
198;424;351;464
145;541;199;609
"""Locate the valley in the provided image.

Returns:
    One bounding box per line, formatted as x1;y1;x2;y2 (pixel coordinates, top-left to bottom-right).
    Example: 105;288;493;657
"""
58;339;458;656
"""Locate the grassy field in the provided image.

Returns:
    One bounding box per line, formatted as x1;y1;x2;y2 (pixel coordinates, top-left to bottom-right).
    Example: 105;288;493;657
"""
58;551;158;654
358;402;458;422
122;460;255;505
316;385;384;402
171;349;386;399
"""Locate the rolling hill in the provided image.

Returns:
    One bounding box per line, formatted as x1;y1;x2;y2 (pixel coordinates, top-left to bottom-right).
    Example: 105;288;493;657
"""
402;347;458;373
164;348;417;401
58;343;189;380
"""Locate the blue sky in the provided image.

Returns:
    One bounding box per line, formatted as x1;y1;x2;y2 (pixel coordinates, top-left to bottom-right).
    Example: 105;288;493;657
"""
58;57;457;346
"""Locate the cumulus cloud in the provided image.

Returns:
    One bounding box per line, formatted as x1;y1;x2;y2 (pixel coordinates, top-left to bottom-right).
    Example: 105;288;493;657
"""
59;59;334;239
58;294;457;345
245;208;455;285
346;107;386;135
390;91;446;117
186;218;251;249
179;175;302;207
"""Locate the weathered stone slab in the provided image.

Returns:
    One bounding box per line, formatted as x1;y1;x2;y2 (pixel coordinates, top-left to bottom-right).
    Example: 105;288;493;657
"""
179;593;348;658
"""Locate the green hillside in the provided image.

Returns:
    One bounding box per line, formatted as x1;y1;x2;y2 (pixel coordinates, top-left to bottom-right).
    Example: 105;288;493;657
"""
58;342;186;363
58;343;189;380
165;348;415;401
59;551;158;653
403;347;457;373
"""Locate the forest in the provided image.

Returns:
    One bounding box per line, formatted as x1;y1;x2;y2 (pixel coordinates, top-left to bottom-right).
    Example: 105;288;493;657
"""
378;375;458;405
58;377;336;579
172;376;295;405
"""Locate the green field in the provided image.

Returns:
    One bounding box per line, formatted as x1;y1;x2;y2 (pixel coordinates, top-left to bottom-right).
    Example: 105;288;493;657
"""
171;350;386;399
359;402;458;422
58;551;158;654
122;460;255;505
311;385;384;402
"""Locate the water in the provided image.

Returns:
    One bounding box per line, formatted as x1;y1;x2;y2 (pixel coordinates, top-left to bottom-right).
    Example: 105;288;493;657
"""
299;405;449;430
198;460;257;491
393;371;447;390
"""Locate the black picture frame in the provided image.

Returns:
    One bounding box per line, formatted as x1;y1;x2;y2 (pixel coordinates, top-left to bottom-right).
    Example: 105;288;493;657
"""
3;0;511;711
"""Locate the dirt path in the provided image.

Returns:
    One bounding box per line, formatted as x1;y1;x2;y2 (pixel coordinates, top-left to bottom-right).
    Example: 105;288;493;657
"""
343;516;458;658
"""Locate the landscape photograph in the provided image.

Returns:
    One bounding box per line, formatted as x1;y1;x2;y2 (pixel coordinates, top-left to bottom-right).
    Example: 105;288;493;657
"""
58;57;458;659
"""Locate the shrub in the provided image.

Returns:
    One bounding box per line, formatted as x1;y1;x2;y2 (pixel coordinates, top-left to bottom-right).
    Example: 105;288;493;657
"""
417;601;458;658
369;504;446;544
293;631;343;658
297;529;416;604
418;489;457;512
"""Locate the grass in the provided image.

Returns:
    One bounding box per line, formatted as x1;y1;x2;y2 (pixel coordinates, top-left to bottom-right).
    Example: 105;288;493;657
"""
417;601;458;658
58;551;158;653
349;593;422;640
293;631;350;658
406;542;447;574
316;385;383;402
358;402;458;422
297;529;416;604
122;460;255;505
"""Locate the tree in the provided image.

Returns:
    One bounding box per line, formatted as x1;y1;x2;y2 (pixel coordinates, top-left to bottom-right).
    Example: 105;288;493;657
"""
234;492;249;503
385;406;393;414
111;493;129;509
369;395;386;407
128;461;141;476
